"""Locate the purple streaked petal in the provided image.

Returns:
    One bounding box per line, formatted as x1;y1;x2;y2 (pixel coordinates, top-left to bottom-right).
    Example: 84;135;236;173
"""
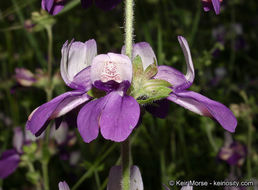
12;127;24;153
177;36;194;84
167;90;237;132
58;181;70;190
26;91;90;136
77;96;108;143
100;92;140;142
107;165;143;190
0;150;20;179
122;42;157;70
91;53;132;85
211;0;221;15
61;39;96;90
81;0;93;9
95;0;122;10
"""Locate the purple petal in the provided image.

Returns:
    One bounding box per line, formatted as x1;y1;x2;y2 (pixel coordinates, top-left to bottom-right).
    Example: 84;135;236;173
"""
58;181;70;190
154;65;191;91
77;96;107;143
167;90;237;132
107;165;143;190
61;39;97;90
95;0;122;10
41;0;66;15
211;0;221;15
91;53;132;85
100;92;140;142
26;91;90;136
70;67;92;91
202;1;212;12
81;0;93;9
12;127;24;153
177;36;194;84
122;42;157;70
15;68;36;87
0;149;20;179
154;36;194;92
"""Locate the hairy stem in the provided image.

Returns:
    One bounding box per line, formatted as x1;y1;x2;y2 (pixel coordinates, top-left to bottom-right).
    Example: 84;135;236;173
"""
121;139;131;190
124;0;134;59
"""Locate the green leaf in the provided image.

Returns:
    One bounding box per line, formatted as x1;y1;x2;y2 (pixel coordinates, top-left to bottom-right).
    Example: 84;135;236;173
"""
144;60;158;79
132;55;144;77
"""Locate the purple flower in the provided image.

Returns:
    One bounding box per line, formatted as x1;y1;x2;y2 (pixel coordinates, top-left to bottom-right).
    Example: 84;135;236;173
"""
15;68;36;87
58;181;70;190
217;142;247;167
26;39;95;137
26;39;140;143
77;52;140;142
202;0;223;15
27;36;236;145
0;128;23;179
42;0;122;15
131;36;237;133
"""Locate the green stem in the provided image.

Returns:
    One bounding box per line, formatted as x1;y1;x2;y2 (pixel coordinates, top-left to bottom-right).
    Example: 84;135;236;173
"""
46;26;53;85
121;0;134;188
42;161;49;190
121;139;131;190
124;0;134;58
41;25;53;190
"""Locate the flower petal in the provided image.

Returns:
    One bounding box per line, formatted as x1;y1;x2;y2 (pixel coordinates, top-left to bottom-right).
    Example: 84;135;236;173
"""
0;149;20;179
91;53;132;85
211;0;221;15
41;0;66;15
154;36;194;92
69;67;92;91
100;92;140;142
12;127;24;153
202;0;212;12
167;91;237;132
58;181;70;190
26;91;90;136
107;165;144;190
122;42;157;70
154;65;190;91
77;96;107;143
61;39;96;90
95;0;122;10
177;36;194;84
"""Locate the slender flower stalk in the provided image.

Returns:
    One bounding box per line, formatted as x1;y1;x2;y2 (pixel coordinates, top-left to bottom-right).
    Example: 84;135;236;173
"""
122;0;134;189
42;25;54;190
